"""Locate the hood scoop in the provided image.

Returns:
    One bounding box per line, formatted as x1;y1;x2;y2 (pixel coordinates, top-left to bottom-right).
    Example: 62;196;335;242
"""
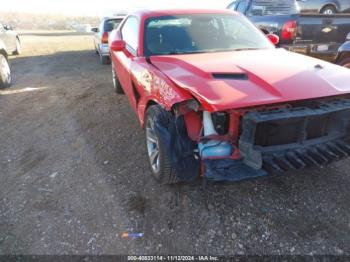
212;73;248;80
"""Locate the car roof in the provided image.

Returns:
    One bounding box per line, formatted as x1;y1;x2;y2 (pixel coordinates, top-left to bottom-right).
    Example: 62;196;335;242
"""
131;8;237;19
102;16;126;21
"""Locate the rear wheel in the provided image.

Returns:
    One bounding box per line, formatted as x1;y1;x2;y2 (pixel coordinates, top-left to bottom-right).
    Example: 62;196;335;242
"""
13;38;21;55
0;53;11;89
145;105;178;185
321;5;337;14
100;54;110;65
339;57;350;69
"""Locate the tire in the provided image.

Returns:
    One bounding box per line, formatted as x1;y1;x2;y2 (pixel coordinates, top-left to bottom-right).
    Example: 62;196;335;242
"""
339;57;350;69
321;5;337;14
13;38;21;55
111;64;124;94
94;41;99;54
100;54;110;65
0;53;11;89
145;105;179;185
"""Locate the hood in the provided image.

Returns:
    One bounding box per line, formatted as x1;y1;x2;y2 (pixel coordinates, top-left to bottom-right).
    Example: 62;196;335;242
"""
151;49;350;111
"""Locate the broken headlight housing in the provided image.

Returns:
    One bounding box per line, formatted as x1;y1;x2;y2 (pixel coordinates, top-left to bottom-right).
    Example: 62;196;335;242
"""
211;112;229;135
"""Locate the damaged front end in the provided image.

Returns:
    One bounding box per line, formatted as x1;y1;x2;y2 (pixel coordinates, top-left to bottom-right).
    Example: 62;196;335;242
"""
155;97;350;183
239;97;350;174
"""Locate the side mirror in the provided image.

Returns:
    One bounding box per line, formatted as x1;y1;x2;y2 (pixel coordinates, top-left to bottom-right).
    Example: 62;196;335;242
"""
267;33;280;46
346;32;350;41
91;27;99;33
110;39;126;52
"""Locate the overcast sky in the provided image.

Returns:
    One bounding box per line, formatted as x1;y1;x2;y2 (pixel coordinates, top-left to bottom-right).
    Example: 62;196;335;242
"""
2;0;233;16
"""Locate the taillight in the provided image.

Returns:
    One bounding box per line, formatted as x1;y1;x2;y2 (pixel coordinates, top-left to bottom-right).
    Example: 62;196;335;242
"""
281;20;297;41
102;32;109;44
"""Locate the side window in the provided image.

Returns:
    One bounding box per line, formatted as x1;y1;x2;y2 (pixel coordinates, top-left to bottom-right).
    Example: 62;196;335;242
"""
104;19;122;32
121;17;139;53
236;0;248;13
99;21;104;33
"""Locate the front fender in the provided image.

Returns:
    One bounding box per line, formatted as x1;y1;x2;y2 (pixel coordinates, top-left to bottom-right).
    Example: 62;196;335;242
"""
132;58;194;126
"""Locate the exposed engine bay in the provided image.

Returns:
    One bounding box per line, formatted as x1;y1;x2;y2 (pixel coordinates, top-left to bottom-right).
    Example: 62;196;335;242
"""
155;95;350;182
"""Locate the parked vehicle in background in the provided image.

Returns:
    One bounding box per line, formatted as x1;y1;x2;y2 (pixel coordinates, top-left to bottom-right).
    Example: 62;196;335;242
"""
0;22;21;55
297;0;350;14
227;0;350;65
0;40;11;89
109;9;350;184
92;15;125;64
72;24;92;33
335;33;350;68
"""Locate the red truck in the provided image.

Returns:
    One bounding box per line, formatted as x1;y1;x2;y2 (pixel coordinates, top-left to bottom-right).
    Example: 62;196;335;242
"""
109;9;350;184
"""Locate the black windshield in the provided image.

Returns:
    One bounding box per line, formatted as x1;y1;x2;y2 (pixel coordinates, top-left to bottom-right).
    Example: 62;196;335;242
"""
144;14;273;56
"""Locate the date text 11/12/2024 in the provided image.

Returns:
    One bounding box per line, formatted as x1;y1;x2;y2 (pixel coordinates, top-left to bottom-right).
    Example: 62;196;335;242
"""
127;256;220;261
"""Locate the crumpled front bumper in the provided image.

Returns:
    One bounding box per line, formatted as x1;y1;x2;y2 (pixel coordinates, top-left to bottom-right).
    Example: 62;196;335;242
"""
240;98;350;173
204;98;350;182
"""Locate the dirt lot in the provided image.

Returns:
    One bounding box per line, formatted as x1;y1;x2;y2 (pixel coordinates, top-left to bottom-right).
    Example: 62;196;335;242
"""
0;32;349;255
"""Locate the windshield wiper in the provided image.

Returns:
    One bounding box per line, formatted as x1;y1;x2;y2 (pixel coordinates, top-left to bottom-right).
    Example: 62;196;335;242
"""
163;48;261;55
233;48;261;51
164;50;205;55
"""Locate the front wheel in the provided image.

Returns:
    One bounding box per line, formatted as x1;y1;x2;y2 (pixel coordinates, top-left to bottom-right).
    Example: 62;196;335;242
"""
0;53;11;89
145;105;178;184
100;54;110;65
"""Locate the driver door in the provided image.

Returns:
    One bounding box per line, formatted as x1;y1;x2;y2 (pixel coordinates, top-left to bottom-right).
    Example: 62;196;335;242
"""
114;16;140;111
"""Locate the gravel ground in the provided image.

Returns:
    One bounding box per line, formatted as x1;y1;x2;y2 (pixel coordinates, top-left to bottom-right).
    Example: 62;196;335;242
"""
0;32;349;256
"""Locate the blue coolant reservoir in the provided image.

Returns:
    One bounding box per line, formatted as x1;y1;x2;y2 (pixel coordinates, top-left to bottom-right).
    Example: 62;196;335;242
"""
198;140;232;158
198;111;233;158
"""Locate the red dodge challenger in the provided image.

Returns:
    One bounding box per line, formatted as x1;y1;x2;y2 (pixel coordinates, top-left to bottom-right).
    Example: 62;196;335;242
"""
109;9;350;184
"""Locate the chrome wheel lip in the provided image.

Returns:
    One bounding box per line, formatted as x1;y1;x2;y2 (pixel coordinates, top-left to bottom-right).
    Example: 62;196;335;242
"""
112;66;116;87
0;55;11;84
146;117;160;173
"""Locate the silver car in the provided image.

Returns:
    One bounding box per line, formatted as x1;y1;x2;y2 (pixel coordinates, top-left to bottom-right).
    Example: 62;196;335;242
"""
92;16;125;64
0;22;21;55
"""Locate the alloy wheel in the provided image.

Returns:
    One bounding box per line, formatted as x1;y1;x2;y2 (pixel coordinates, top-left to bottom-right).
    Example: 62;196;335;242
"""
112;66;116;87
146;117;160;173
0;55;11;84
